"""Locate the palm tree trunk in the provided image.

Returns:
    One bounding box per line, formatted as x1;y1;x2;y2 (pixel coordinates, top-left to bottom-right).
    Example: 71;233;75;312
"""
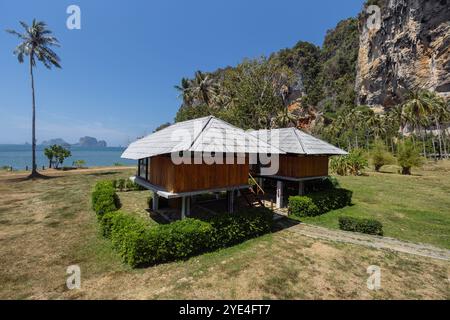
421;127;427;158
443;128;449;159
435;118;443;160
29;53;38;176
432;137;437;160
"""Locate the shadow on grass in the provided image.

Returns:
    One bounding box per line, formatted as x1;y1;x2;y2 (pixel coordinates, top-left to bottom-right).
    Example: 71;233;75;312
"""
86;172;119;177
272;216;301;233
2;174;61;183
146;209;172;224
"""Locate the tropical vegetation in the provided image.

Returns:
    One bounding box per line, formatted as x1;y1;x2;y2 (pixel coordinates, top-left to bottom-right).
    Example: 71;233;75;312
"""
44;144;71;169
7;19;61;178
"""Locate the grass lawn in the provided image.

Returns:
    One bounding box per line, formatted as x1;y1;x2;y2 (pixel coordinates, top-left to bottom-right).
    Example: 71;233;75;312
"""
296;160;450;249
0;165;449;299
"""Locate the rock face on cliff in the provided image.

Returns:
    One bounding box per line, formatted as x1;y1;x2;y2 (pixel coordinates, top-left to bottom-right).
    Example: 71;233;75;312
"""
356;0;450;108
74;136;107;148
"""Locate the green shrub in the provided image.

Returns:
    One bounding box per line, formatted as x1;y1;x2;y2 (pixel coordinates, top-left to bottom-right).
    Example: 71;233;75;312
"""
146;219;214;265
110;212;149;265
338;216;383;236
330;149;368;176
125;180;146;191
91;181;120;216
117;178;126;191
208;208;273;248
107;213;214;267
397;139;424;175
370;139;395;172
100;211;118;238
97;206;272;267
288;196;320;217
92;186;273;267
288;188;352;217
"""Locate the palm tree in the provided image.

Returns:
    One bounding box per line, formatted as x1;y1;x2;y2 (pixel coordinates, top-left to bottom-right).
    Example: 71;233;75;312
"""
174;77;193;107
7;20;61;178
402;89;436;157
273;106;297;128
190;71;218;107
423;91;450;159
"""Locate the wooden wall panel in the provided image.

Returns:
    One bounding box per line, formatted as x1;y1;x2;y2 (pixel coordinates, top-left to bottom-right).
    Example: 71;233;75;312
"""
277;155;328;178
147;155;249;193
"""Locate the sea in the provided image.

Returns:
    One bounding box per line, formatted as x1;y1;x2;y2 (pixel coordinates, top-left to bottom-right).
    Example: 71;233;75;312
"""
0;145;136;170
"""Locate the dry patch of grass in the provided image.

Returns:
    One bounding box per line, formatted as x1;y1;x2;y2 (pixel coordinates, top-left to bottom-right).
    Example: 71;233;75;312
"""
0;168;449;299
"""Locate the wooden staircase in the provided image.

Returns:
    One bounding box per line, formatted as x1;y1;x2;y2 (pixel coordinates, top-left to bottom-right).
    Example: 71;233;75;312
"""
241;174;265;208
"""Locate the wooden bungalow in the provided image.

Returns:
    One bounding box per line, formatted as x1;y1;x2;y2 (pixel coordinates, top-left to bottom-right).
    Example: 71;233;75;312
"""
121;116;283;218
249;128;347;208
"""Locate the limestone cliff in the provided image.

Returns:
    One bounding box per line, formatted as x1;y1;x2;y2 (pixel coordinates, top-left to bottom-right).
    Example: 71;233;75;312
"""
356;0;450;108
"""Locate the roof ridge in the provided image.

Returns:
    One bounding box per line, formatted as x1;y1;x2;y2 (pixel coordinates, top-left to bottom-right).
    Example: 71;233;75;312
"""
188;116;214;149
296;128;345;153
293;127;307;154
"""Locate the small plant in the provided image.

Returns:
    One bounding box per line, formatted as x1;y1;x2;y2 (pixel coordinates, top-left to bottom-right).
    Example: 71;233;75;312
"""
370;139;395;172
114;162;124;166
338;216;383;236
72;159;86;168
330;149;368;176
397;139;424;175
117;178;126;191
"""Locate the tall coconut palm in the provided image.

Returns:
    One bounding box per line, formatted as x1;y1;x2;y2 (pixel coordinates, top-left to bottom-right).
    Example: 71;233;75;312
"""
190;71;218;107
425;92;450;159
402;89;437;157
7;20;61;178
174;77;193;107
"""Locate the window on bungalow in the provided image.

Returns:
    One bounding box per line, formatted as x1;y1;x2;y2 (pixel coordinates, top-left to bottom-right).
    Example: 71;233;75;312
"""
139;158;148;180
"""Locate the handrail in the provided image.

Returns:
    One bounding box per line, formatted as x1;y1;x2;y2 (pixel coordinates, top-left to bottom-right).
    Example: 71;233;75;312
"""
248;173;265;195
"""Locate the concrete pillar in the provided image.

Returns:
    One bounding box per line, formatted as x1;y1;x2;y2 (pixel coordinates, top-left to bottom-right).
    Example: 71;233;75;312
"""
298;181;305;196
181;196;186;219
276;180;283;209
186;197;191;217
181;197;186;219
227;190;234;213
152;193;159;211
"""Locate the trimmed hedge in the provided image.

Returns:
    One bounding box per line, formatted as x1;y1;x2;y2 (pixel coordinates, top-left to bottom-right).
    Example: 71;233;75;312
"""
208;208;273;248
288;188;352;217
99;209;273;267
338;216;383;236
92;181;120;216
93;180;273;267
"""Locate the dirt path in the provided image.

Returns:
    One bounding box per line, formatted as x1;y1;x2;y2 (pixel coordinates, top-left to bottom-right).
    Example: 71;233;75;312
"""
276;219;450;261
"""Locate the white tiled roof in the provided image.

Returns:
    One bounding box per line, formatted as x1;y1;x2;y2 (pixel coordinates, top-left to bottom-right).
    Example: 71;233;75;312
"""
121;116;284;160
249;128;348;155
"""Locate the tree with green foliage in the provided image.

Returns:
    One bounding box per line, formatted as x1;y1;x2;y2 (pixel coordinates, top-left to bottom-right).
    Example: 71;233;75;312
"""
397;139;424;175
44;145;71;169
370;139;395;172
44;147;55;168
7;20;61;178
220;57;295;129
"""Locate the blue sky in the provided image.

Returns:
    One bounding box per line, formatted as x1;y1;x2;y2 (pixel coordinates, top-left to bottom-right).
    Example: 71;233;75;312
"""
0;0;365;146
